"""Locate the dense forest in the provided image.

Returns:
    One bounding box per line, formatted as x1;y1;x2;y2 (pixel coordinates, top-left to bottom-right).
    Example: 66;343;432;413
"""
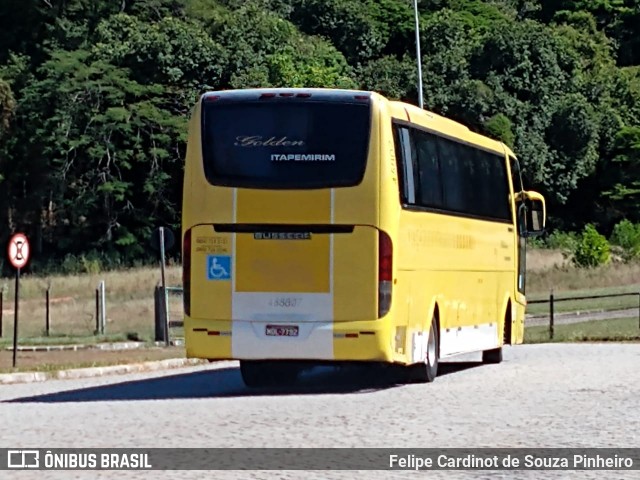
1;0;639;273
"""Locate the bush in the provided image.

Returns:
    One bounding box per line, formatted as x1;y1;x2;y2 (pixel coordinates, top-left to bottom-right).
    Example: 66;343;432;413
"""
546;230;579;252
572;224;610;268
609;219;640;262
526;236;546;249
526;230;579;252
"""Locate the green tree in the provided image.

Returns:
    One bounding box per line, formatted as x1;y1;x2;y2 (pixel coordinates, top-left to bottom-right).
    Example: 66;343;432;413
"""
0;78;15;137
357;55;417;102
537;0;640;66
93;13;225;91
484;113;515;147
3;49;185;262
215;2;354;88
287;0;386;64
601;126;640;221
0;0;639;271
467;20;608;203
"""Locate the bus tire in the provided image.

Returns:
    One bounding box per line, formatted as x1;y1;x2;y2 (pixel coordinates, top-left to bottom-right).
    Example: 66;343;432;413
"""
482;347;503;364
483;311;508;364
239;360;301;388
408;316;439;383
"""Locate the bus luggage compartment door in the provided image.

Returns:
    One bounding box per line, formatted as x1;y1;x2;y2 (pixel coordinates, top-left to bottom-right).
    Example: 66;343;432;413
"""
189;224;378;358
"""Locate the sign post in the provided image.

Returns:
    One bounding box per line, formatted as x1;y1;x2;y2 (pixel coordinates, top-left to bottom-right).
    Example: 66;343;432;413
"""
150;227;175;346
159;227;169;346
7;233;30;368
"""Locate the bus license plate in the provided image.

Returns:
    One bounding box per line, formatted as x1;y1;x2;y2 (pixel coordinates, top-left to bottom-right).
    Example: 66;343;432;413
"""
265;325;299;337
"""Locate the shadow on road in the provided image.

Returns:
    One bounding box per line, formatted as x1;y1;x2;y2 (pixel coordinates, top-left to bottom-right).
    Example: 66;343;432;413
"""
6;361;484;404
437;361;484;377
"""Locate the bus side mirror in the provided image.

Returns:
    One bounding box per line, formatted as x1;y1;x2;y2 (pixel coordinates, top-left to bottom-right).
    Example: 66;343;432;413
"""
523;191;545;237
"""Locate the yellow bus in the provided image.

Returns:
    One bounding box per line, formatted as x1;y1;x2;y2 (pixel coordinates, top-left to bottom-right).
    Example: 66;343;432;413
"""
181;88;545;387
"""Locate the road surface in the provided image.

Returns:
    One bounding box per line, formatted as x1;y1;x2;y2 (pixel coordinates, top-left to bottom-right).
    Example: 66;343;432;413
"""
1;344;639;479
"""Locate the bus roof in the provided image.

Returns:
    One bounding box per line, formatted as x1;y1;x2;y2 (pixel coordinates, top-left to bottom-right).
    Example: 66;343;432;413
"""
201;87;373;103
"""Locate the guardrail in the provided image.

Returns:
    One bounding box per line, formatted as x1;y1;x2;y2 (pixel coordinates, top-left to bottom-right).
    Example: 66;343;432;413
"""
528;290;640;339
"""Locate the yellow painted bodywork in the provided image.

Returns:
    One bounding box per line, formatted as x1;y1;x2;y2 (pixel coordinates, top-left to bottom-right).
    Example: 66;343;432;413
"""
181;90;533;365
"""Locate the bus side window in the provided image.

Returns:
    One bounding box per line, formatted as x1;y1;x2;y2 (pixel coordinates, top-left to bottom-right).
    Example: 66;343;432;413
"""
414;130;444;209
394;125;417;205
437;137;467;214
473;148;511;220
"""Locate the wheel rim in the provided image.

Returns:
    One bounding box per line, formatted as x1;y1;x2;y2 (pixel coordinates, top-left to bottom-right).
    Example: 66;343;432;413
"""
426;322;436;367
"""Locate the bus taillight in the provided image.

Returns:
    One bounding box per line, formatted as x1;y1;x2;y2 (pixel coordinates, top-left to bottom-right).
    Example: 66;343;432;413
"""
378;230;393;317
183;228;192;316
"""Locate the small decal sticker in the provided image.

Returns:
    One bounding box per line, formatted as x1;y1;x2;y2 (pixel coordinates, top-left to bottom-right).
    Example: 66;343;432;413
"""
195;236;230;254
207;255;231;281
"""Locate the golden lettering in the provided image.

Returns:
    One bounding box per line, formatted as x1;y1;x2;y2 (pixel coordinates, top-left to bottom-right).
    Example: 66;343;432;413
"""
234;135;305;147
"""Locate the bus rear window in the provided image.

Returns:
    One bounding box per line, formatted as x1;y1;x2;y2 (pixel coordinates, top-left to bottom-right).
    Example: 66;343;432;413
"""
201;101;371;189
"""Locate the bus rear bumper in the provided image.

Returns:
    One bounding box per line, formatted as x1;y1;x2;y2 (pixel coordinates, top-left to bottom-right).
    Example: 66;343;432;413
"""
184;317;393;363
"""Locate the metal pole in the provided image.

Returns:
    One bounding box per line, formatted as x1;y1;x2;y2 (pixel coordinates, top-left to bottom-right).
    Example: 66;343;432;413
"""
549;289;554;340
100;280;106;335
154;286;165;343
95;288;100;334
413;0;424;109
46;288;50;336
638;292;640;331
0;290;3;338
12;268;20;368
159;227;169;346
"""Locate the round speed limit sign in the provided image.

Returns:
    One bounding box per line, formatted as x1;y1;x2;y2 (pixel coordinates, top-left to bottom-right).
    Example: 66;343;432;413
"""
7;233;30;269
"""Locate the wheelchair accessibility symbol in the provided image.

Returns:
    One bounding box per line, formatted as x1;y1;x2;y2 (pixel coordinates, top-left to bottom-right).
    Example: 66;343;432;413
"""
207;255;231;281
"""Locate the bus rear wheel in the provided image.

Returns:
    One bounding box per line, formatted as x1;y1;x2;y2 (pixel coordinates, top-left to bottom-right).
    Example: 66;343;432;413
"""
483;312;508;364
407;316;439;383
239;360;302;388
482;347;503;364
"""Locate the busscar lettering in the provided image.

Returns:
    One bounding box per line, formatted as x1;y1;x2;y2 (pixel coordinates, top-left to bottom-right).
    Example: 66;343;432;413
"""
235;135;305;147
254;232;311;240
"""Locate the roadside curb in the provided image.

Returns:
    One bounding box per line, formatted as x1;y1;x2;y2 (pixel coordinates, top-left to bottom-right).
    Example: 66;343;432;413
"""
4;339;184;352
0;357;207;385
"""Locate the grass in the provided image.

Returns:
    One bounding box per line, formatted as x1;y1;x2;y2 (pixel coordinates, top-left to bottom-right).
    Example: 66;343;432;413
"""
0;265;183;341
0;264;182;301
526;249;640;293
1;360;157;374
524;317;640;344
0;333;133;348
526;248;569;272
525;284;640;315
0;345;187;374
525;249;640;315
